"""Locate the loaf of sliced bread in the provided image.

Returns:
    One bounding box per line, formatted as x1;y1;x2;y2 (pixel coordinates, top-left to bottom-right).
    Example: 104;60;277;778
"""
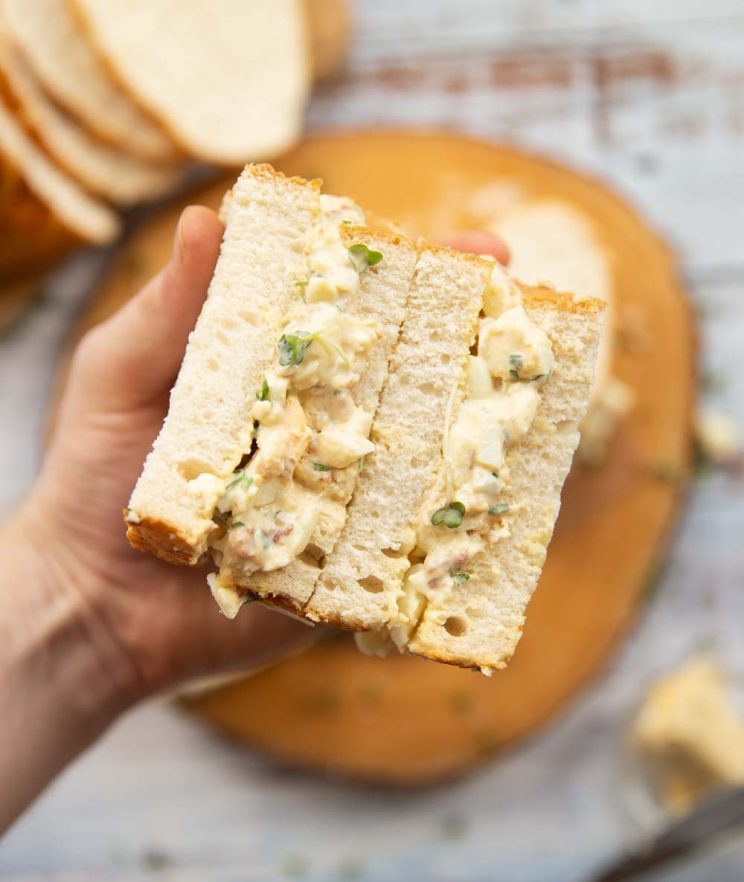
0;92;118;280
0;25;179;206
1;0;177;161
73;0;309;165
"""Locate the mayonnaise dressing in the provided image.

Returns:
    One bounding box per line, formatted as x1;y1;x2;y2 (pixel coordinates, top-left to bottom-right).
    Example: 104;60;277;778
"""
209;196;384;616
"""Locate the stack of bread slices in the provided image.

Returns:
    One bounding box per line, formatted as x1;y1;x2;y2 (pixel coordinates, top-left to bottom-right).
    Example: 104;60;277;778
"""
0;0;348;284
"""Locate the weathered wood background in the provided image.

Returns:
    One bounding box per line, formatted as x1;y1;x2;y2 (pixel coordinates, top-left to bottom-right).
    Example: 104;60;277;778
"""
2;0;744;879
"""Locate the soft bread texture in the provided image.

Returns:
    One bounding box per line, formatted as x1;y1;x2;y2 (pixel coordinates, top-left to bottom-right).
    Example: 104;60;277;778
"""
239;227;418;609
73;0;309;165
304;246;491;629
408;289;605;670
0;91;119;280
0;29;179;206
127;166;321;562
1;0;176;161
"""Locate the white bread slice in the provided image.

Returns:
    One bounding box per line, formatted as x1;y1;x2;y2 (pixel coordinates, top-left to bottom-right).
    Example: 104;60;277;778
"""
0;91;119;280
407;290;605;671
234;227;418;611
304;245;491;630
1;0;177;161
73;0;309;165
304;252;605;672
0;28;180;206
126;165;321;563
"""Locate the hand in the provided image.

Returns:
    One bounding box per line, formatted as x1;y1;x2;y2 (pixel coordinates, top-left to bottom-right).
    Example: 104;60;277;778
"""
0;204;507;830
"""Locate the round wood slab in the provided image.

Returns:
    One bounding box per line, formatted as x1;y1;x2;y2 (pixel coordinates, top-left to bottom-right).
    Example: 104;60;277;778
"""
61;131;696;785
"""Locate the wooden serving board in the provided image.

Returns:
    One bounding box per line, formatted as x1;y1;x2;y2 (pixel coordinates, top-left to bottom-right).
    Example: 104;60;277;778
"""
61;131;696;786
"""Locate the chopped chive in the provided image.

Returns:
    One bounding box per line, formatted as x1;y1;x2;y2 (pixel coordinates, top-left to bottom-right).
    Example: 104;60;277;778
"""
348;243;383;274
488;502;510;516
431;501;466;529
313;462;331;472
226;469;252;491
278;331;314;366
451;570;471;585
509;353;524;380
257;378;270;401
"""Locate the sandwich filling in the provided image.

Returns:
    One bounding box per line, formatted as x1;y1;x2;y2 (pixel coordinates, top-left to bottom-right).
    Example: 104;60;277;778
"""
366;265;555;654
208;196;385;616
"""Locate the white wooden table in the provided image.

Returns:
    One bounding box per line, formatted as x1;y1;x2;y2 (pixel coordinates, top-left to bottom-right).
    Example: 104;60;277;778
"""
2;1;744;878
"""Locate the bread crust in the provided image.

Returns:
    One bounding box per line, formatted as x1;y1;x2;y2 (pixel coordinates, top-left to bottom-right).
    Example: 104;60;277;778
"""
520;282;606;314
125;513;201;566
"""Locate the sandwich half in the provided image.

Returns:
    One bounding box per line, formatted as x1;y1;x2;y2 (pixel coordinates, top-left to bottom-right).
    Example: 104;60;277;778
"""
127;164;605;672
304;252;605;671
127;164;417;616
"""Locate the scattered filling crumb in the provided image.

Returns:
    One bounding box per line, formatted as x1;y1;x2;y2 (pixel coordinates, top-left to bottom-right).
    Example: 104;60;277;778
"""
208;196;383;617
696;409;741;467
633;657;744;814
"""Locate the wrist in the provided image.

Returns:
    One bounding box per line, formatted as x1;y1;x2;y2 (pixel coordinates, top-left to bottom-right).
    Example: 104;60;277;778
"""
1;501;141;719
0;504;139;829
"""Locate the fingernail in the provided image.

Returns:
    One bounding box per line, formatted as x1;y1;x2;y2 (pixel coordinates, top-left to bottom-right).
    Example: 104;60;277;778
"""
172;208;190;268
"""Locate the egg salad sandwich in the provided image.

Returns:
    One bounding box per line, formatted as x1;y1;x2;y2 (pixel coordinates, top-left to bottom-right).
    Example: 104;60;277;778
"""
126;164;605;673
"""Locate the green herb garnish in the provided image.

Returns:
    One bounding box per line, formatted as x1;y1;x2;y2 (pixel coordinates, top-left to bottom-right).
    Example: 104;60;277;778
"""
313;462;331;472
348;243;383;274
451;570;470;585
488;502;510;516
295;278;309;289
278;331;314;366
509;353;524;380
431;501;466;529
231;520;245;528
226;469;252;491
257;378;270;401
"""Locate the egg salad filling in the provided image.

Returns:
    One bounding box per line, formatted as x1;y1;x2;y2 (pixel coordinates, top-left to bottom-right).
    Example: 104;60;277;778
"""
208;196;384;617
388;265;555;649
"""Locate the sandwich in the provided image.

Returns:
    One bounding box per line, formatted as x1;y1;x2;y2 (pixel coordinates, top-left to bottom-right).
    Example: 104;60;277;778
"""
126;164;605;672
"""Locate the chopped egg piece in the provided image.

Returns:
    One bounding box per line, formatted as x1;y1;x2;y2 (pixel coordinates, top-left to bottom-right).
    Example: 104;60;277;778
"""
479;306;555;382
696;410;740;464
633;657;744;814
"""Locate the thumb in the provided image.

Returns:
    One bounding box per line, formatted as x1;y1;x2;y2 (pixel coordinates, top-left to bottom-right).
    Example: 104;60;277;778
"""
64;205;224;418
